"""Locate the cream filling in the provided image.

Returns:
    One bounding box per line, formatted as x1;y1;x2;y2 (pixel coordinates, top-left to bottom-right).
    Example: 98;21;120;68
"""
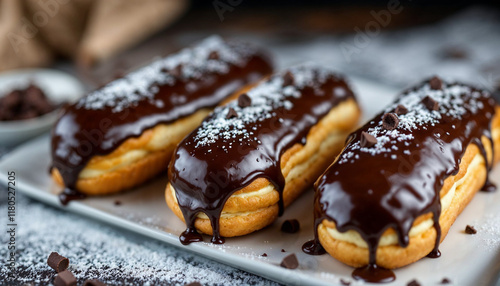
324;154;483;248
77;109;210;179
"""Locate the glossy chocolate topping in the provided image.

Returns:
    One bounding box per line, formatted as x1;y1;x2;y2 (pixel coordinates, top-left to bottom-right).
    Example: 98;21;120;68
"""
309;78;497;283
169;65;356;244
51;36;272;204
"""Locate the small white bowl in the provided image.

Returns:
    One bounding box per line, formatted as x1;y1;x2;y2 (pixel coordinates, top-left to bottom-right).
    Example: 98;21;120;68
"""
0;69;85;147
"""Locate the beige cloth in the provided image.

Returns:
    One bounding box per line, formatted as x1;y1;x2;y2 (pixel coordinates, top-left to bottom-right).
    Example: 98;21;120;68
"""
0;0;188;72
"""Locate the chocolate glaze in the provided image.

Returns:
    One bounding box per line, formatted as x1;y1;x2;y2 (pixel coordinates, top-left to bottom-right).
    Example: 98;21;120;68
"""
51;36;272;204
169;65;356;244
308;78;497;283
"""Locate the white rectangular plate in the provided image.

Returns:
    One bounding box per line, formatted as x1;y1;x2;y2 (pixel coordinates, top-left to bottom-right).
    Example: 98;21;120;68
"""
1;77;499;286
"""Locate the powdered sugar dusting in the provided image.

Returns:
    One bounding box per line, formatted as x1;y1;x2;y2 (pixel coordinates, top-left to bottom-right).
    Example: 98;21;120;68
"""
0;195;278;285
338;80;492;164
192;65;335;150
76;36;256;113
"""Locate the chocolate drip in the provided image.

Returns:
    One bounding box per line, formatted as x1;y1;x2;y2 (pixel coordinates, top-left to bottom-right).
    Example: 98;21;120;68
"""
169;66;356;244
311;78;497;283
51;36;272;204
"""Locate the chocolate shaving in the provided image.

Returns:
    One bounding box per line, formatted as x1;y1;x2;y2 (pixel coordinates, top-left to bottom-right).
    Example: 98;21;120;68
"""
83;279;106;286
382;113;399;130
261;253;268;257
422;96;439;111
281;249;286;252
114;200;121;206
54;270;77;286
226;108;238;119
465;225;477;234
340;279;351;285
47;252;69;273
170;64;183;78
184;282;202;286
237;93;252;108
281;219;300;233
441;278;451;284
280;253;299;269
208;51;220;60
282;71;295;86
360;131;377;148
395;104;408;115
407;280;421;286
429;76;443;90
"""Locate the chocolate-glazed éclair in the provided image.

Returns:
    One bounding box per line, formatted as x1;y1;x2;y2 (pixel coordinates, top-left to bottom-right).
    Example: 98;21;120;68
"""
51;36;272;204
307;77;499;283
168;65;358;244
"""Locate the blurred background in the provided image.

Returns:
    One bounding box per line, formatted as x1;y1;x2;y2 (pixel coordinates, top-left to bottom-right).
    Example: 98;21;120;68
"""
1;0;499;90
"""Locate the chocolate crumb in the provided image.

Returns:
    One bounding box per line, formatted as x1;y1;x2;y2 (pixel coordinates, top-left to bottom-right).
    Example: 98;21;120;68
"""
465;225;477;234
441;278;451;284
395;104;408;115
226;108;238;119
382;113;399;130
422;96;440;111
114;200;121;206
360;131;377;148
281;219;300;233
282;71;295;86
54;270;76;286
340;278;351;285
184;282;202;286
281;249;286;252
429;76;443;90
47;252;69;273
170;64;183;78
237;93;252;108
407;279;421;286
280;253;299;269
261;253;268;257
83;279;106;286
208;51;219;60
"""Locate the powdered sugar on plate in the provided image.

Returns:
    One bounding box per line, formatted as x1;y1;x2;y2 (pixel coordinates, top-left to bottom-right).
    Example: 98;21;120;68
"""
0;195;279;285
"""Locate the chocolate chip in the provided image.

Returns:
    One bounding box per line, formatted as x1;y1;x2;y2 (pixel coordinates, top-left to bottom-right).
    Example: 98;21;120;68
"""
407;279;421;286
261;253;267;257
170;64;183;78
114;200;121;206
83;279;106;286
395;104;408;115
465;225;477;234
280;253;299;269
208;51;219;60
47;252;69;273
281;219;300;233
422;96;439;111
237;93;252;108
281;249;286;252
441;278;451;284
184;282;202;286
382;113;399;130
360;131;377;148
340;279;351;285
429;76;443;90
282;71;294;86
226;108;238;119
54;270;76;286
